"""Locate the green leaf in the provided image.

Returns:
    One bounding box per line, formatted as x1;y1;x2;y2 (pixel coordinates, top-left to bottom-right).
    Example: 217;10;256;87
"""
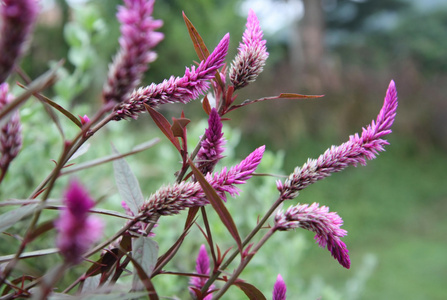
132;237;159;289
188;159;242;252
112;145;144;216
0;204;39;233
0;248;59;263
234;281;267;300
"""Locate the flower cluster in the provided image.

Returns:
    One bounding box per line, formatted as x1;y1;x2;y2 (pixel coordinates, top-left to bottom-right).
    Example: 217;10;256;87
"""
103;0;164;104
189;245;214;300
229;9;269;89
113;33;230;120
274;203;350;269
0;0;39;82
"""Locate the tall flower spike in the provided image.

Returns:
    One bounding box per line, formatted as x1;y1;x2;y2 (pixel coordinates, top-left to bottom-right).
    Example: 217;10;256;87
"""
114;33;230;120
189;245;214;300
103;0;164;104
273;274;287;300
0;0;39;83
196;108;226;175
0;83;22;174
229;9;269;89
275;203;350;269
278;80;398;200
55;180;103;265
139;146;265;218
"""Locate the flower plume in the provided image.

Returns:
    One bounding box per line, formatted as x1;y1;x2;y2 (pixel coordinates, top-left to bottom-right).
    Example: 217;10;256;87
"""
273;274;287;300
278;80;398;200
275;203;350;269
229;9;268;89
114;33;230;120
103;0;163;104
189;244;214;300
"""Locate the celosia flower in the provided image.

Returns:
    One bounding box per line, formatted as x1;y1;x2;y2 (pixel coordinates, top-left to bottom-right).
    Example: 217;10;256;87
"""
0;83;22;173
274;203;350;269
196;108;226;175
114;33;230;120
273;274;287;300
55;180;103;264
189;244;214;300
103;0;164;104
0;0;39;83
140;145;265;218
277;80;398;200
229;9;268;89
79;114;90;125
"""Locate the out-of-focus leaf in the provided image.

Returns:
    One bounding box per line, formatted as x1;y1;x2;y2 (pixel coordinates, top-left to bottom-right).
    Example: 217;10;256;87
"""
188;159;242;252
234;281;267;300
144;104;181;153
0;248;59;263
68;143;90;161
112;145;144;216
34;91;82;128
0;204;39;233
132;237;159;289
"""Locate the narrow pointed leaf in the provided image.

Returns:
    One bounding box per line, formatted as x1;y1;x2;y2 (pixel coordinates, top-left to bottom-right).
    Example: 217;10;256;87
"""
234;281;267;300
183;12;210;61
132;237;159;291
0;248;59;263
202;95;211;115
279;93;323;99
144;104;181;152
228;93;323;112
0;204;39;232
112;145;144;216
188;158;242;252
38;91;83;127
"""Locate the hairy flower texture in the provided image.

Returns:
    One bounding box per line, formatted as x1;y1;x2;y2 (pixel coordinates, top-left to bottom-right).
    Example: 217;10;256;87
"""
277;80;398;200
275;203;350;269
114;33;230;120
189;245;214;300
0;0;39;83
55;180;103;264
229;9;268;89
103;0;163;104
140;146;265;218
0;83;22;171
196;108;226;175
273;274;287;300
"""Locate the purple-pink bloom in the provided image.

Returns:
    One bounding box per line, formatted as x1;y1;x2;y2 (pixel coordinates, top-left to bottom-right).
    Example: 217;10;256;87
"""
103;0;163;104
229;9;269;89
0;0;39;83
273;274;287;300
196;108;226;175
55;180;103;264
189;244;214;300
278;80;398;200
274;203;350;269
0;83;22;173
114;33;230;120
140;146;265;217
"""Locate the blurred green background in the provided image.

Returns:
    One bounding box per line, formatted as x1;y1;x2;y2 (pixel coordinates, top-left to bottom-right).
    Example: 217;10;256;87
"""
2;0;446;299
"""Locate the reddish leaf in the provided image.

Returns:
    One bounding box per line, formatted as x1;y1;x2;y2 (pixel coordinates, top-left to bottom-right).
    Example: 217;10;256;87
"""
188;158;242;253
144;104;181;153
171;117;190;138
127;254;159;300
234;281;267;300
183;12;210;61
278;93;324;99
202;95;212;115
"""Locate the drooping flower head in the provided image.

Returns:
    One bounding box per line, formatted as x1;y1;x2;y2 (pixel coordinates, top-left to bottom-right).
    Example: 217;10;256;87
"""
229;9;269;89
277;80;398;200
273;274;287;300
196;108;226;175
55;180;103;264
0;0;39;83
189;244;214;300
0;83;22;173
275;203;350;269
114;33;230;120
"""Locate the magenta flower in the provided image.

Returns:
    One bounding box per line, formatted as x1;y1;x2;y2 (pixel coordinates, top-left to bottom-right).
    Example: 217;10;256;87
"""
0;0;39;83
196;108;226;175
114;33;230;120
55;180;103;264
229;9;269;89
103;0;163;104
189;244;214;300
275;203;350;269
0;83;22;174
273;274;287;300
278;80;398;200
140;145;265;218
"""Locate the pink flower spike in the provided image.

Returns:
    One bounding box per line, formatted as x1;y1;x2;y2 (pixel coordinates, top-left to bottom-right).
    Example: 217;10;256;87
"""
273;274;287;300
229;9;269;89
189;244;214;299
55;180;103;265
274;203;350;269
79;114;90;125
